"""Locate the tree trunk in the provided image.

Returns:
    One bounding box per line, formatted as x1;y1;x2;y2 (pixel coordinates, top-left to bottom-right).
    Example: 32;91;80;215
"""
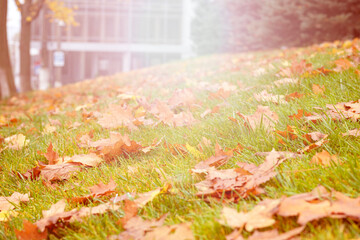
19;0;33;92
39;5;50;90
0;0;17;96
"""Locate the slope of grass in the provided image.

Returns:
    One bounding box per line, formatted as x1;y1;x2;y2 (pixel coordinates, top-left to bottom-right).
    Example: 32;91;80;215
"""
1;40;360;239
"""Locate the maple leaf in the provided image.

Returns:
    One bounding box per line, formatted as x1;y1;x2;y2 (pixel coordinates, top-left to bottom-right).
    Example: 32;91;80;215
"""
167;88;197;108
298;132;328;153
97;105;137;130
70;202;121;222
39;162;83;182
285;92;304;102
117;200;138;226
342;128;360;137
237;106;279;131
275;125;298;144
109;214;168;240
0;192;29;211
38;143;59;165
84;132;144;161
209;88;232;99
247;226;305;240
219;198;281;231
333;58;353;72
311;150;340;166
289;109;311;120
253;90;286;104
15;220;48;240
195;150;296;201
57;153;104;167
312;84;325;95
273;78;299;87
143;223;194;240
70;179;117;204
4;134;29;150
191;143;233;174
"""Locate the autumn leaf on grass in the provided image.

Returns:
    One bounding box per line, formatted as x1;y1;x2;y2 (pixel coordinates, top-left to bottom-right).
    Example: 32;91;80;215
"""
311;150;340;166
142;223;194;240
298;132;328;153
70;179;117;204
219;198;281;231
15;220;48;240
195;150;296;202
97;105;138;131
191;143;233;174
273;78;299;87
42;123;57;135
253;90;286;104
39;162;84;182
312;84;325;95
285;92;304;102
167;88;197;109
4;134;29;150
277;185;360;225
237;106;279;131
333;58;353;72
0;192;29;212
57;153;104;167
201;105;220;118
38;142;59;165
69;202;121;222
275;125;298;144
209;88;232;100
342;128;360;137
247;226;305;240
109;214;168;240
83;132;144;161
289;109;311;120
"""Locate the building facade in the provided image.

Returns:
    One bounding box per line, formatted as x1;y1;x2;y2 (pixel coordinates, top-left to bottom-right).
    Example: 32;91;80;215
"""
31;0;193;86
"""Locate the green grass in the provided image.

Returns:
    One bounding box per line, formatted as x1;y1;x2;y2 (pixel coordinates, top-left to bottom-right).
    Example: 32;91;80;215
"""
1;40;360;239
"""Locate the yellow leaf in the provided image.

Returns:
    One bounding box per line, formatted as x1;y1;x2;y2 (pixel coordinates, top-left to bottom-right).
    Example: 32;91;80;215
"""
0;210;19;222
185;143;204;159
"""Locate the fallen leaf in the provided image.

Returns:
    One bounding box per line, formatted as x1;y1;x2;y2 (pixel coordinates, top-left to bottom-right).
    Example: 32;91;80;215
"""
253;90;286;104
143;223;194;240
312;84;325;95
289;109;311;120
39;143;59;165
5;134;29;150
70;179;117;204
285;92;304;101
237;106;279;131
273;78;299;86
219;199;281;231
0;192;29;211
39;162;83;182
342;128;360;137
311;150;340;166
15;220;48;240
247;226;305;240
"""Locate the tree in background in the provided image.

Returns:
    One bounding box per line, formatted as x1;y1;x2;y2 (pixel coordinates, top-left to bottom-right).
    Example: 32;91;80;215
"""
0;0;17;98
192;0;360;54
14;0;77;93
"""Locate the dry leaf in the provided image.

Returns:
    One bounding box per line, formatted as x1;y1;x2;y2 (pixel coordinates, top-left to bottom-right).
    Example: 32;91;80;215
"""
0;192;29;211
237;106;279;131
70;179;117;204
5;134;29;150
342;129;360;137
312;84;325;95
311;150;340;166
15;220;48;240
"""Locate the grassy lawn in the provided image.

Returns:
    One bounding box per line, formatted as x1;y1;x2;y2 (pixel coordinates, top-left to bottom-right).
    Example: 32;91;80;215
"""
1;39;360;239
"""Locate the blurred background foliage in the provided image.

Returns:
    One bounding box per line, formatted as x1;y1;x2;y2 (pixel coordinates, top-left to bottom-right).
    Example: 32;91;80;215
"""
192;0;360;54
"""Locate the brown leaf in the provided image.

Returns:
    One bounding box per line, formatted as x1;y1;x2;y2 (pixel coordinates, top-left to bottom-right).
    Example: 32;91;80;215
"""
285;92;304;102
35;200;76;232
298;132;328;153
289;109;311;120
143;223;194;240
312;84;325;95
311;150;340;166
40;162;83;182
168;89;197;108
70;179;117;204
254;90;286;104
40;143;59;165
109;214;168;240
97;105;137;130
237;106;279;131
342;128;360;137
4;134;29;150
15;220;48;240
219;199;281;231
70;202;121;222
273;78;299;87
248;226;305;240
195;150;295;201
0;192;29;211
58;153;104;167
118;200;138;226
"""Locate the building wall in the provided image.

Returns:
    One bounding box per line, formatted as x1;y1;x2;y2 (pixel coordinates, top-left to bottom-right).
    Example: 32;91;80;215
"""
31;0;192;85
